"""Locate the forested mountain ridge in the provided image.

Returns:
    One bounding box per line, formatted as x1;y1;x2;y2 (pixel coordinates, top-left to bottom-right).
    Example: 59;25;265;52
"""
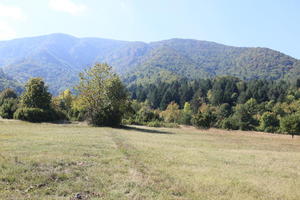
0;33;299;93
0;69;22;93
123;39;300;85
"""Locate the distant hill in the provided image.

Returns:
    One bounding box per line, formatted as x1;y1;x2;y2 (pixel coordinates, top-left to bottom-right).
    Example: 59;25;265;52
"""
123;39;300;85
0;33;299;94
0;69;22;94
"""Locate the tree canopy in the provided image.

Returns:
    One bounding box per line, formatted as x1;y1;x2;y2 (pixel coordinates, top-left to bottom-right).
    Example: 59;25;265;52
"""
21;78;52;110
76;63;129;126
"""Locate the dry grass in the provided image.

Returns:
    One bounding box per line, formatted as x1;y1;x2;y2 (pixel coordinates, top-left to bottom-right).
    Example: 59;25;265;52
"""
0;120;299;199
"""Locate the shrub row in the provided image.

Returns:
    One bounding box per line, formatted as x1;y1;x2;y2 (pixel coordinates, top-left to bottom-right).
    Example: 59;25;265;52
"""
13;108;66;122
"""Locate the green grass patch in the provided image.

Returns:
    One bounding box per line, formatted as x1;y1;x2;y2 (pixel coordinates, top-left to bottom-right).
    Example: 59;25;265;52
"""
0;120;300;199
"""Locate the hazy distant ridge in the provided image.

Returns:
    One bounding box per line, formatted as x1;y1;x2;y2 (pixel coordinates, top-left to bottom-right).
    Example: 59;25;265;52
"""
0;33;299;93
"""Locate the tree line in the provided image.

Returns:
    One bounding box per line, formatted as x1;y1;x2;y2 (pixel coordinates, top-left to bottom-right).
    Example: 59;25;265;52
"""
0;64;129;127
127;76;300;137
0;63;300;137
128;77;290;110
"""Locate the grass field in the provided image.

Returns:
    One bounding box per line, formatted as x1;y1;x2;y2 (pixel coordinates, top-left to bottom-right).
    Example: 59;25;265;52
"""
0;120;300;200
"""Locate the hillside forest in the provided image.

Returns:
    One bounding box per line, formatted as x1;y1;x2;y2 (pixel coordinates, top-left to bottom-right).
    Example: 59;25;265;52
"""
2;34;300;94
1;63;300;137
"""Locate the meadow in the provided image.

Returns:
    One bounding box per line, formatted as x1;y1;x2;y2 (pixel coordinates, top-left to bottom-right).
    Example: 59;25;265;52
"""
0;120;299;200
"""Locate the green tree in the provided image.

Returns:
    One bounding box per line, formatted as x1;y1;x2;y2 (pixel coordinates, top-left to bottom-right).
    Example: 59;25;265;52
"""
221;116;239;130
191;111;215;129
259;112;279;133
161;102;181;123
191;104;217;129
21;78;52;110
60;89;73;111
136;106;159;124
52;89;73;115
280;113;300;138
218;103;232;118
69;96;86;121
244;98;259;115
0;98;18;119
76;63;128;126
14;78;65;122
0;88;17;105
210;77;239;106
180;102;193;125
233;103;258;131
160;89;173;110
0;88;18;119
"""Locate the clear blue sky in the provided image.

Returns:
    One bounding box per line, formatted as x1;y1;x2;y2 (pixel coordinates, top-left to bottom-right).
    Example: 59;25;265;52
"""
1;0;300;58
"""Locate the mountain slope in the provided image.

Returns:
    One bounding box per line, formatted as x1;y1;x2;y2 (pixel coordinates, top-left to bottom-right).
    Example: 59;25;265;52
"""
124;39;300;85
0;34;299;93
0;69;22;93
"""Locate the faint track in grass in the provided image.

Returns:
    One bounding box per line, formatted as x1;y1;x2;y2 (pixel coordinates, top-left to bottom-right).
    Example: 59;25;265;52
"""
109;129;192;200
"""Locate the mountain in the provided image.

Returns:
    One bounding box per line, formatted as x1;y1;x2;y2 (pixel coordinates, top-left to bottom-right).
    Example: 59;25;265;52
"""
123;39;300;85
0;69;22;94
0;33;299;94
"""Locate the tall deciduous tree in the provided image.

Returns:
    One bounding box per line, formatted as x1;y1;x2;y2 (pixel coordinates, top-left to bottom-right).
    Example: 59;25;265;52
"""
76;63;128;126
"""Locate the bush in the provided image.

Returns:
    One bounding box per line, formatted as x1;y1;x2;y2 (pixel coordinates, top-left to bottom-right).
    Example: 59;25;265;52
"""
180;102;193;125
0;99;18;119
21;78;52;110
215;103;232;128
13;108;66;122
259;112;279;133
69;107;85;121
280;113;300;137
180;112;192;125
162;122;180;128
122;118;137;125
53;109;67;121
0;88;17;105
221;117;239;130
136;107;160;124
147;120;162;127
89;108;123;127
160;102;181;123
147;121;179;128
217;103;232;118
232;104;258;131
191;111;216;129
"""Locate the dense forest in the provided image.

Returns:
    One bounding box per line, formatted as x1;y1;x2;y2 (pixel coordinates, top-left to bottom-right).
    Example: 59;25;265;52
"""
128;77;290;110
124;77;300;137
1;64;300;137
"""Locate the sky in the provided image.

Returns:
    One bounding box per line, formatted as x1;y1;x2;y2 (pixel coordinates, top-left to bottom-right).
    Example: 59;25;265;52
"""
0;0;300;58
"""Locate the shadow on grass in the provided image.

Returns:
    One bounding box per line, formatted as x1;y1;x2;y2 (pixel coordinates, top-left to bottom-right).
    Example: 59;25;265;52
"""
119;125;173;134
49;120;72;124
43;121;173;134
